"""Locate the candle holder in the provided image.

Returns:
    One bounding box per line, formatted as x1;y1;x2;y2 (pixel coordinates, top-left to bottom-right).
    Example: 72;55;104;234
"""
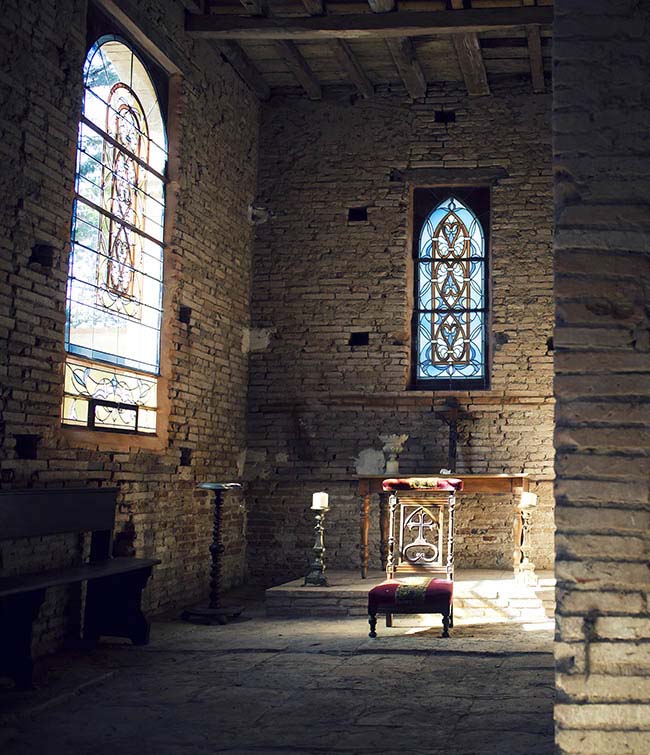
182;482;244;625
304;492;329;586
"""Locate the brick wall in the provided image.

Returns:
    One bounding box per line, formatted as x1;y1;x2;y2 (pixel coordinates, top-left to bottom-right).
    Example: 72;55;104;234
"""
247;81;555;583
554;1;650;751
0;0;259;653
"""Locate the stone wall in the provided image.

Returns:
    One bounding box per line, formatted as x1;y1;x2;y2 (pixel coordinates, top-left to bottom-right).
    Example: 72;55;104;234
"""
247;81;555;583
0;0;259;653
554;1;650;751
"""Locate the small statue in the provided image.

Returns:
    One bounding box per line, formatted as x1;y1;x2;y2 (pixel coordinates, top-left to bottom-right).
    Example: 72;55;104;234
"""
379;433;409;475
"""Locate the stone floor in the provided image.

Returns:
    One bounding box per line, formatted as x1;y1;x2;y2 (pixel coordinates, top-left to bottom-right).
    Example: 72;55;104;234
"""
0;588;554;755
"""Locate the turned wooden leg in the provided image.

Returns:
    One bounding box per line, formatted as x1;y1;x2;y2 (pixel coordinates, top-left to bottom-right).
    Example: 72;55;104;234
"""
368;613;377;638
361;492;371;579
386;613;393;628
450;605;454;628
442;611;450;638
379;493;390;571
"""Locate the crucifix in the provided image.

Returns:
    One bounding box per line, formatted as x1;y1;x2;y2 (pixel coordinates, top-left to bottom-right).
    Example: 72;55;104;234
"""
434;397;460;473
407;509;435;541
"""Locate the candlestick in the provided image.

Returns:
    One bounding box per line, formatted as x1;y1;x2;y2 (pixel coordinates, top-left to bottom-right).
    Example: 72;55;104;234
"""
305;493;329;586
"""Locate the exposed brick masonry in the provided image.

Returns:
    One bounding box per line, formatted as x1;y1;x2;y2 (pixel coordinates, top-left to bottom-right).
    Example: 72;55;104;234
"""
0;0;259;653
554;1;650;751
247;82;555;583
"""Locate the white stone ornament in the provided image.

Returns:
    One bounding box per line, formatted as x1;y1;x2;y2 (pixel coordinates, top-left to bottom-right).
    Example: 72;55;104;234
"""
379;434;409;475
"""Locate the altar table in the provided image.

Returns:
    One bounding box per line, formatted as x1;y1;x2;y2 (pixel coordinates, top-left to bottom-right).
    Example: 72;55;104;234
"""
357;474;531;579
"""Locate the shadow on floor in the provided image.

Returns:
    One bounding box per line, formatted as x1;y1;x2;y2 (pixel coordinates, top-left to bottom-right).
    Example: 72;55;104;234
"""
0;588;554;755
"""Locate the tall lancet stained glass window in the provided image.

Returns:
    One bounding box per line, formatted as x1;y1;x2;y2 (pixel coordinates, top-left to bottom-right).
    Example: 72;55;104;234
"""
63;37;167;433
413;188;489;389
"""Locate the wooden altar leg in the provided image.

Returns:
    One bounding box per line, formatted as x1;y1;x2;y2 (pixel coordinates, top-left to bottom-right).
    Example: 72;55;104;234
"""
380;493;390;572
513;508;523;575
513;484;537;583
360;489;371;579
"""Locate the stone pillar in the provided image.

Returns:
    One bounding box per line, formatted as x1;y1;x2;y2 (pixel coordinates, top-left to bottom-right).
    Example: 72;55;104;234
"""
554;1;650;752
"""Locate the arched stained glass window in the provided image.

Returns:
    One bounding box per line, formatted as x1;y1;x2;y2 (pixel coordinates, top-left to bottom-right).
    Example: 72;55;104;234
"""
63;37;167;434
413;189;489;389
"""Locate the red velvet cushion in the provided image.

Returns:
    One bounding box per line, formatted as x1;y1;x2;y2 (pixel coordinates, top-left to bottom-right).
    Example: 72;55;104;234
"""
382;477;464;492
368;578;453;612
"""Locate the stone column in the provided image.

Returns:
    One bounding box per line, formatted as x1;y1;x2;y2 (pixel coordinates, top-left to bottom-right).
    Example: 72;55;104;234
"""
554;1;650;751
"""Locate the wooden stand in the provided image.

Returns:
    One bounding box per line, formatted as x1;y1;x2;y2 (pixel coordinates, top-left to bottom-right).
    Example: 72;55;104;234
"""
182;482;244;625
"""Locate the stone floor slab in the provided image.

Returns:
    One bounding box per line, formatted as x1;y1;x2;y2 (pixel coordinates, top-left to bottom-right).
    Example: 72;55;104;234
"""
0;589;554;755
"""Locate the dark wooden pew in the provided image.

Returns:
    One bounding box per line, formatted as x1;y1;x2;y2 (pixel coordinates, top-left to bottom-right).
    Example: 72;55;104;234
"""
0;487;160;689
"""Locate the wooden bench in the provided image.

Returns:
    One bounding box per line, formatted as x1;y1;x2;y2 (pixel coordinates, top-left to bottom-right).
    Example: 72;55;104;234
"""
0;487;160;689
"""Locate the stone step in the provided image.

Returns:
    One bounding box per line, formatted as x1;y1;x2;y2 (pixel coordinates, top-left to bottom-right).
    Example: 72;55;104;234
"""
266;572;553;621
266;600;548;614
456;608;547;620
533;584;556;618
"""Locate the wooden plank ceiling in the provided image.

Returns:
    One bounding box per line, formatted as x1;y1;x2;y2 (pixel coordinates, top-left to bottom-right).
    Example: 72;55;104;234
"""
185;0;553;101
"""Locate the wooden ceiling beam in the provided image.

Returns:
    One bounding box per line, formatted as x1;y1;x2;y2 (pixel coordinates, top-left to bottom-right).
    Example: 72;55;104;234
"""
386;37;426;99
277;40;322;100
185;3;271;102
185;7;554;41
215;41;271;101
330;39;375;98
526;23;545;93
300;0;324;14
452;33;489;96
238;0;266;15
450;0;489;97
367;0;396;12
179;0;205;13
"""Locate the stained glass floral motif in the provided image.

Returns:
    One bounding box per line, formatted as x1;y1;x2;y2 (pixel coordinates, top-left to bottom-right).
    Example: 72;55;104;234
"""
416;197;486;383
63;37;166;433
63;359;157;434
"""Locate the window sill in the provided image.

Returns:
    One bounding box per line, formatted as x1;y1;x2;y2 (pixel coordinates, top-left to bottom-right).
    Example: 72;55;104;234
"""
410;382;490;392
61;425;167;453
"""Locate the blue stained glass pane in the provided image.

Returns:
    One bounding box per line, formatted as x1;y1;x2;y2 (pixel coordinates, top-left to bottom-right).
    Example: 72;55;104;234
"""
468;258;484;310
416;196;486;383
418;261;433;309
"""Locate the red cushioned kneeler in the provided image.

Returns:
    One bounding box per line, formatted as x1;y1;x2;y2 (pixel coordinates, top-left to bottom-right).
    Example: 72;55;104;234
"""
367;477;461;638
367;578;454;638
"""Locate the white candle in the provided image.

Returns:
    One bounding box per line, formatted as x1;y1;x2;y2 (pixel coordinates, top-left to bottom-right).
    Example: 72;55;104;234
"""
520;492;538;508
312;492;329;510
